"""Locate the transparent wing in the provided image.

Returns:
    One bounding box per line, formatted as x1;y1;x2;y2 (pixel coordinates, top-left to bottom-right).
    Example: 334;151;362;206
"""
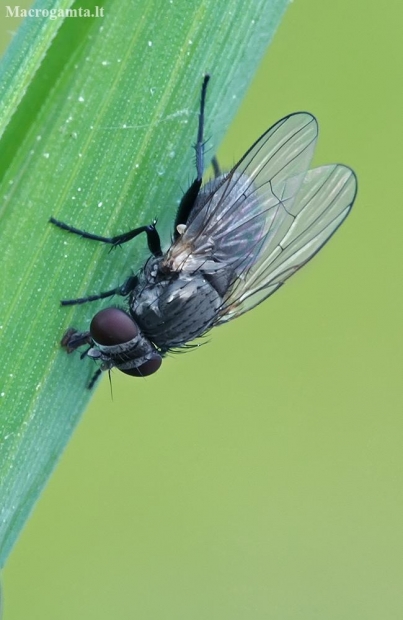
165;112;356;326
216;163;357;324
166;113;318;275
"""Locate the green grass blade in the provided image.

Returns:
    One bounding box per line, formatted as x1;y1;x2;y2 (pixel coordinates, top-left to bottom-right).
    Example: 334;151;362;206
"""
0;0;75;137
0;0;289;564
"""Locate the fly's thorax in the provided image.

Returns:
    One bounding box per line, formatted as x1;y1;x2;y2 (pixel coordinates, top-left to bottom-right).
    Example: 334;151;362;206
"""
162;233;237;297
129;269;223;349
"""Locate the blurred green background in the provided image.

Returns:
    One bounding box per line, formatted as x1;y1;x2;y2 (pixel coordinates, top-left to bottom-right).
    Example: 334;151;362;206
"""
1;0;402;619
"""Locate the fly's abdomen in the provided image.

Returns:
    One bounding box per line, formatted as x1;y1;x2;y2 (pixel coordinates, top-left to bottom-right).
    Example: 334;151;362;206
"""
130;274;222;349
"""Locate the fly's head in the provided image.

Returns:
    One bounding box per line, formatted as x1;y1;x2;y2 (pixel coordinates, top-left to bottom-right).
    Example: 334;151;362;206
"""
62;307;162;381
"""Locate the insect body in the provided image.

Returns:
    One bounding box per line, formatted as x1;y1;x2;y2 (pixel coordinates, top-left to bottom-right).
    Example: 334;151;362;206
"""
51;75;357;388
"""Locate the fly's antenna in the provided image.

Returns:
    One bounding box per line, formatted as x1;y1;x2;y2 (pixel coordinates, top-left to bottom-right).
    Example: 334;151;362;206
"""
108;369;114;400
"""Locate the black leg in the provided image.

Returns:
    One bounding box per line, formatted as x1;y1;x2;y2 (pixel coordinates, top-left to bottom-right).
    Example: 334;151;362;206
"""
211;156;221;178
60;328;103;389
60;328;101;388
61;328;92;352
88;368;102;390
174;74;210;235
50;217;162;257
61;287;121;306
195;74;209;182
60;274;139;306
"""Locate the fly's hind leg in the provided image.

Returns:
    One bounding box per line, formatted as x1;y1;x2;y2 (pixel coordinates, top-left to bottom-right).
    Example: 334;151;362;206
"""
174;74;210;235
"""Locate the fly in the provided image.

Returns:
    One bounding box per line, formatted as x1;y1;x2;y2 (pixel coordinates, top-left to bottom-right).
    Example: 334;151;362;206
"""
50;75;357;388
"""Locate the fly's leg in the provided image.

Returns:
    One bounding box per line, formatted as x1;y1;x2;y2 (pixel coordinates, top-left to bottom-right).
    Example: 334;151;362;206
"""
174;74;210;235
211;156;221;178
61;327;92;352
60;274;139;306
49;217;162;256
60;286;122;306
194;74;209;182
61;329;102;389
88;369;102;390
50;213;157;305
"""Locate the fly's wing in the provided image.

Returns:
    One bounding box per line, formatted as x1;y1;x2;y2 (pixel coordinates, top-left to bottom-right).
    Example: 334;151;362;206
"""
166;113;318;276
216;163;357;324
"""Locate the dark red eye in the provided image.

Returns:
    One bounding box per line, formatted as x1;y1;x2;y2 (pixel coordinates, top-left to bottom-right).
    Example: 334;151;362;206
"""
90;308;162;377
122;353;162;377
90;308;138;345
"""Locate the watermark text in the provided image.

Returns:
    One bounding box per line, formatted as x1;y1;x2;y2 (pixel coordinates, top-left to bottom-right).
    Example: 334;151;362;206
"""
6;6;104;19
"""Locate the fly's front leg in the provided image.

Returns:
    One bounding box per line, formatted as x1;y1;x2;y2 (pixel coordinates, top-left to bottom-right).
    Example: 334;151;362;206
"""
61;327;92;352
59;275;141;385
60;328;102;389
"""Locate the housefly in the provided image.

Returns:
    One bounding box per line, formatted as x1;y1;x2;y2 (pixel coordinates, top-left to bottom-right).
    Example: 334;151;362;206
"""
50;75;357;388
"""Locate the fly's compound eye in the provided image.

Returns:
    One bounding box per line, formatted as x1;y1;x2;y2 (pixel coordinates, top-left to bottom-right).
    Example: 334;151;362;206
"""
90;308;162;377
122;353;162;377
90;307;139;345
